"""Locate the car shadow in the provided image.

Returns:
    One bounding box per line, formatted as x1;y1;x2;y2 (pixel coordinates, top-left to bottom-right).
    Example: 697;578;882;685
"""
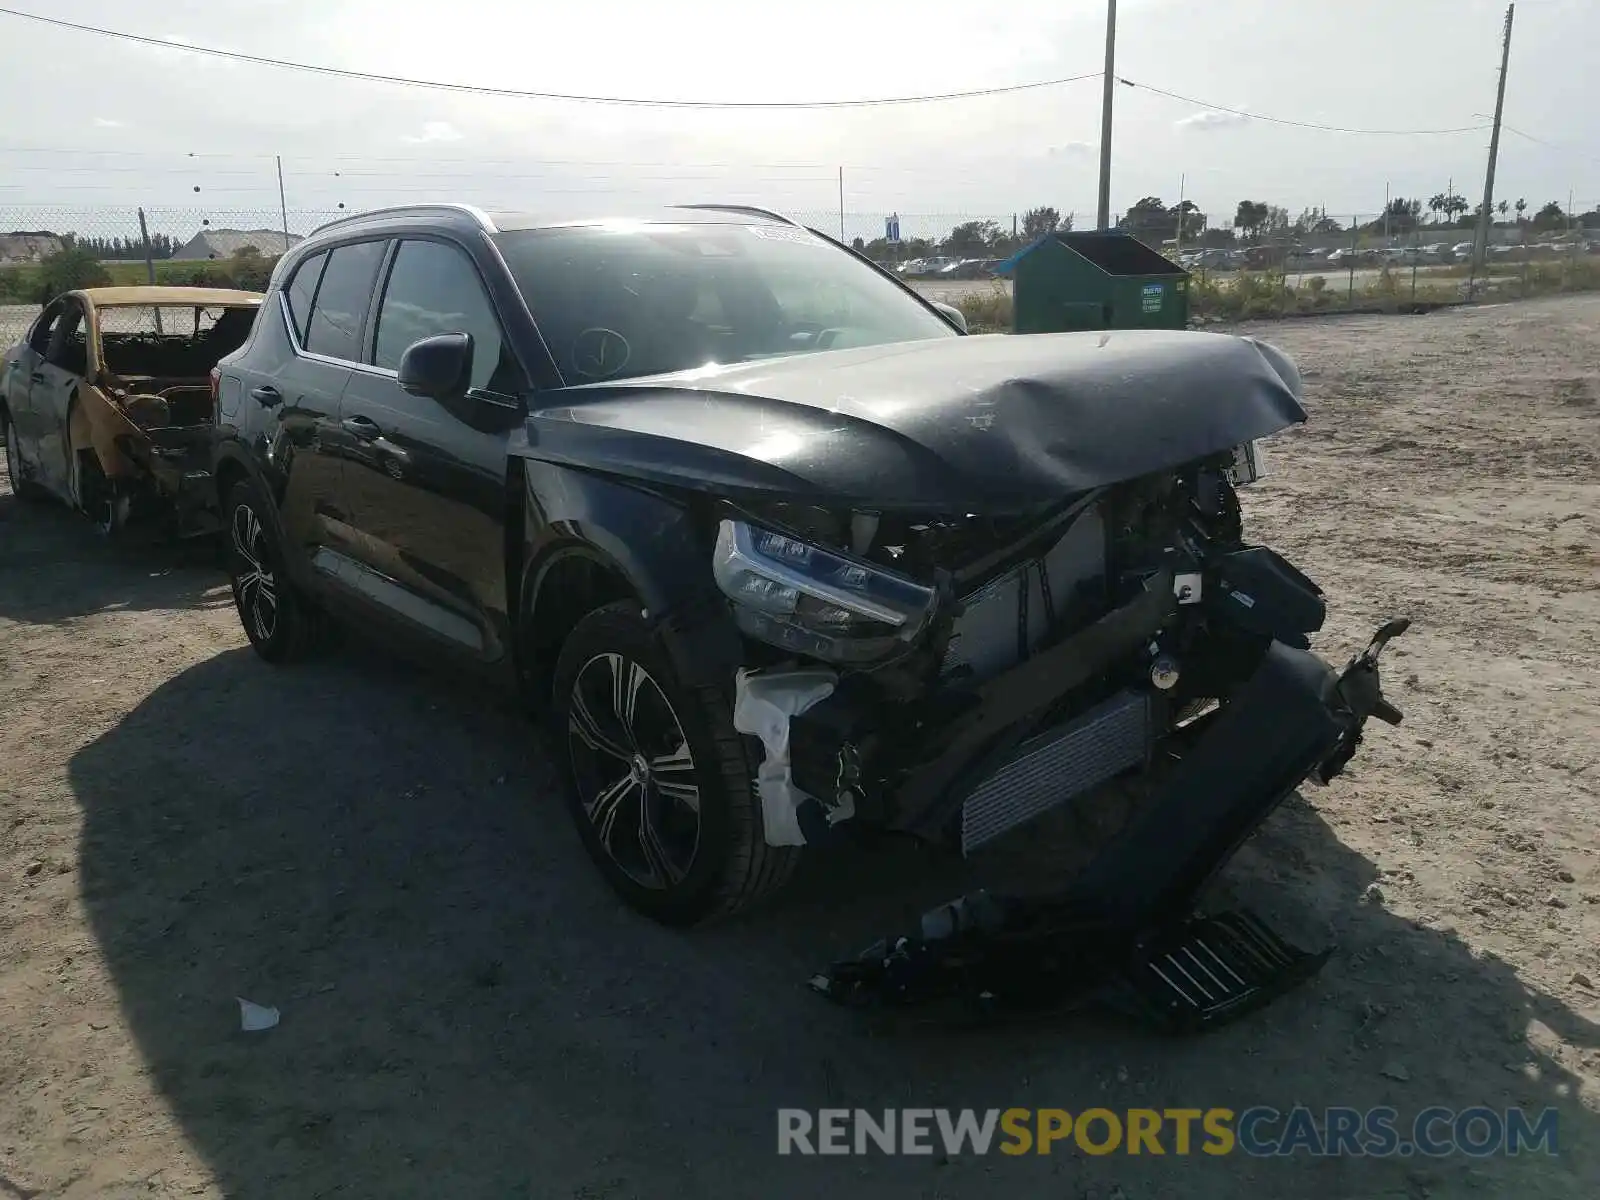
0;480;229;626
68;642;1597;1200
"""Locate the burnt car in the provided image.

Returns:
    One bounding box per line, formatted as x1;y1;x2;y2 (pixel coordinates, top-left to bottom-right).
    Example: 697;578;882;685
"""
2;286;262;534
213;204;1406;1021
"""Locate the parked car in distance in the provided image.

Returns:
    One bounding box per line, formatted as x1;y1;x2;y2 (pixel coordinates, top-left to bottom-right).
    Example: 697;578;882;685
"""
2;286;262;534
211;202;1404;931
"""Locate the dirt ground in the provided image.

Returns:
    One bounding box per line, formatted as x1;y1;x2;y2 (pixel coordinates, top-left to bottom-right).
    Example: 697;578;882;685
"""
1;296;1597;1199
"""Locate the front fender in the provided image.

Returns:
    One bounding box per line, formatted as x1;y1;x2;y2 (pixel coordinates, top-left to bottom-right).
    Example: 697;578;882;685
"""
517;458;747;689
519;458;708;620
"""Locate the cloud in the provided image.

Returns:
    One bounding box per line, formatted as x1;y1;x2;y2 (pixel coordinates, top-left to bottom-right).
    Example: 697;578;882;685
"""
92;117;125;129
1175;109;1252;131
402;121;464;144
1048;141;1095;157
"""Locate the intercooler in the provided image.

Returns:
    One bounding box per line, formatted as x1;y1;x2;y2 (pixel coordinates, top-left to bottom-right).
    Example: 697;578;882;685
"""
959;688;1151;854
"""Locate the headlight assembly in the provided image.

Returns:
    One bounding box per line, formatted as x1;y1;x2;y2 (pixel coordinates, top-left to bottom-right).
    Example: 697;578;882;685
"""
712;519;937;662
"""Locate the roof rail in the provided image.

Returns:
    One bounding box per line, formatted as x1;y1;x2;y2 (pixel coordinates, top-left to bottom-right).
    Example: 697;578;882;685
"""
307;203;498;238
673;203;801;227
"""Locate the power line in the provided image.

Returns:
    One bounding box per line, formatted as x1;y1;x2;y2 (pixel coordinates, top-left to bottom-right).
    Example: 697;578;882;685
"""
1116;77;1493;136
0;7;1102;108
1502;123;1600;170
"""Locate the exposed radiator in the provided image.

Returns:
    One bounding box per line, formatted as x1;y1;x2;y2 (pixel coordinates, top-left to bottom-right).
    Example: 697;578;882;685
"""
960;689;1151;855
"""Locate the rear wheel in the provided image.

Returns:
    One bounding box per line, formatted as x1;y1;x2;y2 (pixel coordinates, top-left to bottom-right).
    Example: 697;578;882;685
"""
551;601;799;925
2;410;45;501
225;478;324;663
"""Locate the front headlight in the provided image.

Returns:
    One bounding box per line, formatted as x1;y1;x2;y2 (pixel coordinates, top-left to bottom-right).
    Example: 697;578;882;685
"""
712;519;937;662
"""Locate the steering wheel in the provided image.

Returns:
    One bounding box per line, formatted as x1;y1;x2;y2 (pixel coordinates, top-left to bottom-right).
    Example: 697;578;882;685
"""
570;328;631;380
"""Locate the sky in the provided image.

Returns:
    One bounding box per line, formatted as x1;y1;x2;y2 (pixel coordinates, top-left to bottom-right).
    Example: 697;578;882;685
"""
0;0;1596;242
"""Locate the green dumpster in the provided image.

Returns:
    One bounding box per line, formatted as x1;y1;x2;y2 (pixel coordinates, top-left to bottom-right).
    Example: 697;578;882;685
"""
1000;230;1190;334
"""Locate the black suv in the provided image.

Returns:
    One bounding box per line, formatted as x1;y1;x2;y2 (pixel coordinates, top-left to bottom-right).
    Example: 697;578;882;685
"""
214;204;1404;932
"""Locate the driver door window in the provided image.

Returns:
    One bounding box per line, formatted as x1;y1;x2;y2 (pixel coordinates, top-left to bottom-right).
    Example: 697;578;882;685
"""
372;239;518;394
44;303;88;376
27;303;64;356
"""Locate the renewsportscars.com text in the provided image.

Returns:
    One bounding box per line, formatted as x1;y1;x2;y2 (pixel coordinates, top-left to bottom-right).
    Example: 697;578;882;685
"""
776;1106;1559;1158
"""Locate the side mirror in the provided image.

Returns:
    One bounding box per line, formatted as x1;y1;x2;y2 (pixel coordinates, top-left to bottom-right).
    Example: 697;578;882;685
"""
398;332;473;401
931;301;968;334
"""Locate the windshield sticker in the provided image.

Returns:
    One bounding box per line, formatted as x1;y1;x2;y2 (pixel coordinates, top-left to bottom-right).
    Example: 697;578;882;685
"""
747;225;819;246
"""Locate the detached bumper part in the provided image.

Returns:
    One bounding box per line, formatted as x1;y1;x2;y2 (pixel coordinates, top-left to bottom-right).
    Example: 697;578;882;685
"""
813;619;1407;1031
732;667;845;847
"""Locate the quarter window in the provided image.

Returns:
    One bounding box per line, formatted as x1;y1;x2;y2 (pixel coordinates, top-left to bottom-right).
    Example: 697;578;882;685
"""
373;239;513;393
303;240;386;362
284;250;327;345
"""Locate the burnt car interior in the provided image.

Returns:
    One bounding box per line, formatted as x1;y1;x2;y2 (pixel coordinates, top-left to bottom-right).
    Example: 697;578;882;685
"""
99;305;257;429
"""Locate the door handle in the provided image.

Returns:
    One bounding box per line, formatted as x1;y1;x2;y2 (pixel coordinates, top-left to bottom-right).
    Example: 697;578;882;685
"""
341;415;381;440
250;385;282;408
30;372;45;384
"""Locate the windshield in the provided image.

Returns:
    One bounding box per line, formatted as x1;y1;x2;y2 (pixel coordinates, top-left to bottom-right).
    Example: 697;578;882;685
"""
494;221;957;385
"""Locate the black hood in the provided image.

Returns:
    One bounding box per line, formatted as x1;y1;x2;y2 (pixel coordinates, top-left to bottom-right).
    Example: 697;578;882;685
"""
518;329;1306;513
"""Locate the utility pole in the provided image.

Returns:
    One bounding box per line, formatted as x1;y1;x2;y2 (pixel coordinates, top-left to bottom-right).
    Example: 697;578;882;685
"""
1174;173;1186;255
837;166;845;242
137;207;162;333
276;155;291;253
1473;4;1515;275
1096;0;1117;230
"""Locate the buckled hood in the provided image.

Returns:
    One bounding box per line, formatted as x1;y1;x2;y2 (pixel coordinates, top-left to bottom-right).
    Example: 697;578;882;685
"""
519;329;1307;514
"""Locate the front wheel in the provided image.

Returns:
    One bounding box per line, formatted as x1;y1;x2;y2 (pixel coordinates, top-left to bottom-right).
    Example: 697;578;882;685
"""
224;479;325;663
551;601;800;925
2;410;46;501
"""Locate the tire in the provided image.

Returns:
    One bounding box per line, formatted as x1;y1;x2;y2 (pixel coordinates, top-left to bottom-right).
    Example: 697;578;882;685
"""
67;441;131;537
551;600;800;925
2;410;46;501
224;478;324;663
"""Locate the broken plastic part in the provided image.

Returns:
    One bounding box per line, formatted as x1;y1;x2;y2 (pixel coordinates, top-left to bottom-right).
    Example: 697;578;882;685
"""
731;666;839;847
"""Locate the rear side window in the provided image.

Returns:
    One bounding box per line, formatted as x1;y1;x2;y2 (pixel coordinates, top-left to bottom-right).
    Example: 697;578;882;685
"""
303;240;386;362
283;250;326;344
372;239;513;393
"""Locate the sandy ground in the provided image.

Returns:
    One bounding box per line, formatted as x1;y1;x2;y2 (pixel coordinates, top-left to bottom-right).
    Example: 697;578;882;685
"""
1;296;1597;1199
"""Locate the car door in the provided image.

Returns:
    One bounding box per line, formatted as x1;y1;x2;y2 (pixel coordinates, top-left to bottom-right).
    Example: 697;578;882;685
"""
3;301;62;461
236;240;387;586
28;297;91;500
336;235;527;663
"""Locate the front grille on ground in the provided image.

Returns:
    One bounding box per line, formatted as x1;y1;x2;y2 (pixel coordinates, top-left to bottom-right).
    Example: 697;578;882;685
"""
959;688;1150;854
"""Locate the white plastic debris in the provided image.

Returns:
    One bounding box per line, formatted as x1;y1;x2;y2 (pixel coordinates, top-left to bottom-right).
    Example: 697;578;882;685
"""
732;667;837;847
237;997;280;1032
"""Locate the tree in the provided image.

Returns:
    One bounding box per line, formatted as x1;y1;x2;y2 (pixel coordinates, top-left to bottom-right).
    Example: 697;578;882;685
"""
941;219;1000;257
1021;206;1062;240
1514;198;1527;222
1171;200;1204;241
1121;196;1177;243
850;236;865;252
1373;197;1423;233
1532;200;1567;231
36;244;111;301
1232;200;1270;242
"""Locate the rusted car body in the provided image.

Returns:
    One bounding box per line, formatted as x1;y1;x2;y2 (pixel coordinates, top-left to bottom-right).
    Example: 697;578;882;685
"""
1;286;261;533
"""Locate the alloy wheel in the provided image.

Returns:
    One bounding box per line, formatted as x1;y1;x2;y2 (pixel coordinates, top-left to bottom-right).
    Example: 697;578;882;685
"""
231;502;279;643
566;652;702;890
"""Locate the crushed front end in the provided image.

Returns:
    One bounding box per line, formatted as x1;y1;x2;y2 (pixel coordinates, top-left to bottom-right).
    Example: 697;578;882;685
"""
713;444;1407;1030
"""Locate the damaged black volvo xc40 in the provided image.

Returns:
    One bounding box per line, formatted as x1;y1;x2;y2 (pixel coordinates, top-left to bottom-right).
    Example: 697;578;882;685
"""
213;203;1407;988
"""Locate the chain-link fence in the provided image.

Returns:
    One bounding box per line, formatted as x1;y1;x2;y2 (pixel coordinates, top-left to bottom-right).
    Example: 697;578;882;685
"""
2;204;1596;345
